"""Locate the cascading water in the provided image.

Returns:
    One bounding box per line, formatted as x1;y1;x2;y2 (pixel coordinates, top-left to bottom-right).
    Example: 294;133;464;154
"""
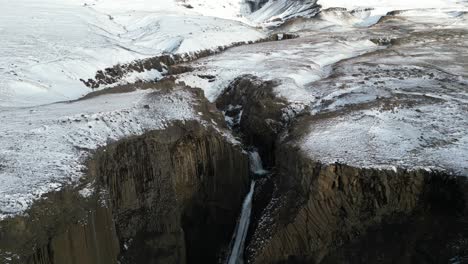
249;151;269;176
227;181;255;264
227;151;267;264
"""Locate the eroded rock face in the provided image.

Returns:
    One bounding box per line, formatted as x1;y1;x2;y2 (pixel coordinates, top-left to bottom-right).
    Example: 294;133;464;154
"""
215;74;467;264
91;120;250;264
246;140;468;263
227;90;468;263
207;14;468;262
0;188;120;264
0;99;250;264
216;75;289;166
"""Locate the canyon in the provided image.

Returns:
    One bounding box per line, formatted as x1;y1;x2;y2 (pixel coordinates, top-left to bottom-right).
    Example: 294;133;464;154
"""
1;0;467;263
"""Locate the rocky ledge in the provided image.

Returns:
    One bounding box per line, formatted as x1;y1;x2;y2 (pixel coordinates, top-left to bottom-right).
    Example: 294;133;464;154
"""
0;82;250;264
214;69;468;263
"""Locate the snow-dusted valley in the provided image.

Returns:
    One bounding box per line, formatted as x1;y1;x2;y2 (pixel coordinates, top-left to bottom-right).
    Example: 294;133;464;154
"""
1;0;468;263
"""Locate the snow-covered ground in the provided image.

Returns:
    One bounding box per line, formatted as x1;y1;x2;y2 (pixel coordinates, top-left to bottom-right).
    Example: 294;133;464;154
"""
178;36;379;101
248;0;321;23
318;0;468;24
0;0;265;108
1;0;467;220
0;86;203;219
177;1;468;175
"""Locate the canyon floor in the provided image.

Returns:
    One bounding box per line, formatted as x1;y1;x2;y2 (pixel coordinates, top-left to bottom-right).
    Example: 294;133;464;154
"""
0;0;467;263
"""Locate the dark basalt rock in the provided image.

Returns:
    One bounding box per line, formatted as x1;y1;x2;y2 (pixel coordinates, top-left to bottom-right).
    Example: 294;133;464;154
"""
92;120;250;264
0;85;250;264
216;75;288;167
216;75;468;264
246;140;468;263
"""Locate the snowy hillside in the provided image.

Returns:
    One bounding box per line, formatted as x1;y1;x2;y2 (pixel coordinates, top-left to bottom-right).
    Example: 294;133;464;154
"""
0;0;265;108
177;1;468;175
1;0;467;224
0;84;208;219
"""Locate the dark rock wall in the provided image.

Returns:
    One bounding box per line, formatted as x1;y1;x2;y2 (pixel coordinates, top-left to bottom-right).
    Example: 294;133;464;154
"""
217;75;468;264
0;120;250;264
90;120;250;264
243;124;468;264
216;75;289;167
0;188;120;264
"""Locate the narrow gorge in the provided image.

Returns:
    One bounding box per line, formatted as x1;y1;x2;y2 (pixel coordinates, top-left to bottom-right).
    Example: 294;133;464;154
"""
1;0;467;264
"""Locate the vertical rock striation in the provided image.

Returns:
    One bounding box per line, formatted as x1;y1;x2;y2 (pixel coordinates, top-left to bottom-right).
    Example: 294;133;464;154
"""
216;75;290;167
91;120;250;264
247;141;468;263
216;75;468;264
0;108;250;263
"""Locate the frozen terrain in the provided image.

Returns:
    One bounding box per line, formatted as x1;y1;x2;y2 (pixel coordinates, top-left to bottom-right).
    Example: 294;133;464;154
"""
177;2;468;175
0;0;467;222
0;85;205;219
178;36;379;102
0;0;265;107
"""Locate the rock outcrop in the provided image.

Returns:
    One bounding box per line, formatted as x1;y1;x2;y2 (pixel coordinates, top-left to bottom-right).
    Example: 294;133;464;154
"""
216;75;291;167
216;75;468;264
91;120;250;264
0;89;250;264
0;187;120;264
246;141;468;263
81;35;295;90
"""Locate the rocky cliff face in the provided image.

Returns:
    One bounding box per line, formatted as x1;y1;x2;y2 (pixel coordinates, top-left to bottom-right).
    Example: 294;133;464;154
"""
91;120;250;264
246;142;468;263
0;86;250;264
216;75;299;167
216;74;468;264
216;76;279;165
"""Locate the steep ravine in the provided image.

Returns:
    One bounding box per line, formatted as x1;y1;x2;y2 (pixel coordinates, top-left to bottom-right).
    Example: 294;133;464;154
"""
91;120;250;264
0;118;250;263
215;75;468;264
1;73;466;264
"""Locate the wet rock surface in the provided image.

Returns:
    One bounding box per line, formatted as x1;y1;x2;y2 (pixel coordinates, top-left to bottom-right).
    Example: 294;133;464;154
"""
213;73;468;264
205;12;468;261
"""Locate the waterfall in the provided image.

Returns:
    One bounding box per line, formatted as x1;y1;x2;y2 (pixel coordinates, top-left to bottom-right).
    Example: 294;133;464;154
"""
249;151;268;176
227;151;267;264
227;181;255;264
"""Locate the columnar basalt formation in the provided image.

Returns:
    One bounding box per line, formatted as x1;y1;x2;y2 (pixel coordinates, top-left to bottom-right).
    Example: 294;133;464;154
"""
0;86;250;264
246;142;468;263
91;120;250;264
216;74;468;264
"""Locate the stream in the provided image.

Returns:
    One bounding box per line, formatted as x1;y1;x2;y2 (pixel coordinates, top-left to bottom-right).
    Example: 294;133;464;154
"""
227;150;267;264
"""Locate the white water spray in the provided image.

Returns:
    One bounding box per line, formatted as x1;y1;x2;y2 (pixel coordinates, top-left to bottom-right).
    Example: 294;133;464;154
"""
227;181;255;264
227;151;267;264
249;151;268;176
